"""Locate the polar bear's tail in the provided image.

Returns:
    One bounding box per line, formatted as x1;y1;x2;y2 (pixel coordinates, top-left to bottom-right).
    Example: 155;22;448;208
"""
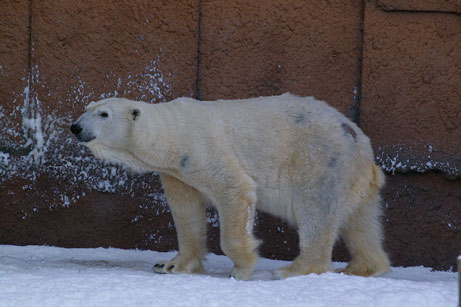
370;163;385;194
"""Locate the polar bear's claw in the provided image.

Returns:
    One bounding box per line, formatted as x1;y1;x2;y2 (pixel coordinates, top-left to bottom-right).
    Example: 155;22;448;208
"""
153;258;204;275
153;261;180;274
153;262;168;274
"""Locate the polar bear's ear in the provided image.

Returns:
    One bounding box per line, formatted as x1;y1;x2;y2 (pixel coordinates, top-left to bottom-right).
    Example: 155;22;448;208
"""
131;108;141;121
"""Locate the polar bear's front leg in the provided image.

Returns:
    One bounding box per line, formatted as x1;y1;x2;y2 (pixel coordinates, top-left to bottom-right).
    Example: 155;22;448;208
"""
154;174;207;275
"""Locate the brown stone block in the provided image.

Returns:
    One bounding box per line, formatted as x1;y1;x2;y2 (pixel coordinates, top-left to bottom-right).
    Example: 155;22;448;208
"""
31;0;199;112
199;0;363;114
377;0;461;14
0;172;178;251
0;0;30;149
382;172;461;270
361;2;461;178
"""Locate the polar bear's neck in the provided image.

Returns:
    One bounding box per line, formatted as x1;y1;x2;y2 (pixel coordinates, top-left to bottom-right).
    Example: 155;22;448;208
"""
90;144;154;173
127;103;183;173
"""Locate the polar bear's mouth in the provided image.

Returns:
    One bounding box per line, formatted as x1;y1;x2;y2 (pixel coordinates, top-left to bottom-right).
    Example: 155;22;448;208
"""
73;132;95;143
75;134;95;143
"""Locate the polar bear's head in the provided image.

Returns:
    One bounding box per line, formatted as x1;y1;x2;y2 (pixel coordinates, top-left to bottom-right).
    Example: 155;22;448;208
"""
70;97;142;151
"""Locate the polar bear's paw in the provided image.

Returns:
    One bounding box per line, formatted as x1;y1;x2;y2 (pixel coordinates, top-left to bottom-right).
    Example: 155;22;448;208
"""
153;258;204;275
272;262;332;280
153;261;179;274
272;267;299;280
335;258;390;277
229;266;253;281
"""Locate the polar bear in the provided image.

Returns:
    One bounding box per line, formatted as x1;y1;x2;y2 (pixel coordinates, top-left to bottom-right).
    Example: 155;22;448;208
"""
71;93;390;280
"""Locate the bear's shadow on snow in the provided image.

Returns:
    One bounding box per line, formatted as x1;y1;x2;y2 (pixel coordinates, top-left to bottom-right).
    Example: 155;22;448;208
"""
53;259;276;280
52;258;278;280
59;259;154;272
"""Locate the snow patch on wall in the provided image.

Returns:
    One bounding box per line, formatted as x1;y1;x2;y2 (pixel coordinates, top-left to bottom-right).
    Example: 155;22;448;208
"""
125;57;172;102
146;230;163;244
376;144;459;178
0;65;7;77
207;211;220;227
0;152;9;165
97;55;172;104
20;66;63;166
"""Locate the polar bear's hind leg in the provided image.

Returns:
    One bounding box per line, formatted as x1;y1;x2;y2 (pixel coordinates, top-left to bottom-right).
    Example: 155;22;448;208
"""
219;189;260;280
272;187;341;280
337;165;390;276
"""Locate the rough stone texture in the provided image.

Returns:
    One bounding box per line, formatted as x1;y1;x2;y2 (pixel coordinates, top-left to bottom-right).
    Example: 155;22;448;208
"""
382;173;461;271
0;173;177;250
31;0;199;110
0;0;30;149
0;0;199;252
361;1;461;179
199;0;363;116
377;0;461;14
360;2;461;270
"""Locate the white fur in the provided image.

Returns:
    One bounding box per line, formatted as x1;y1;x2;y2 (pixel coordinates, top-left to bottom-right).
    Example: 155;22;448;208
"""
73;93;390;280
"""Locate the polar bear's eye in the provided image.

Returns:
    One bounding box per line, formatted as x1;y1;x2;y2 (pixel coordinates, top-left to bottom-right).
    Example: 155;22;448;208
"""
100;112;108;118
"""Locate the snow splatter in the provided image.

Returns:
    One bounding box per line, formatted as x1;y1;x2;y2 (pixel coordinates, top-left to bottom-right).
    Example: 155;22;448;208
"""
146;230;163;244
0;65;8;77
0;58;171;216
124;57;171;102
0;152;9;166
375;144;459;178
206;211;220;227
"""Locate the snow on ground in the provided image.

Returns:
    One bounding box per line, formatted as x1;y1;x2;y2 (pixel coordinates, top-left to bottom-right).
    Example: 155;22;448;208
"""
0;245;457;307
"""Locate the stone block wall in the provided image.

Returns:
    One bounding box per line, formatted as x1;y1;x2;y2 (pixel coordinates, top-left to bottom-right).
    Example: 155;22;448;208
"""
0;0;459;270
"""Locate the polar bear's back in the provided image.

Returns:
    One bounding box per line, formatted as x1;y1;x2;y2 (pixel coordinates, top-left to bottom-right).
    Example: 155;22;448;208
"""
170;93;357;140
164;93;374;164
171;93;372;159
166;93;374;183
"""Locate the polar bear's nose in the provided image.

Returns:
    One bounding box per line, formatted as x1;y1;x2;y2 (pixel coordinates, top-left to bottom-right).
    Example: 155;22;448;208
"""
70;124;82;135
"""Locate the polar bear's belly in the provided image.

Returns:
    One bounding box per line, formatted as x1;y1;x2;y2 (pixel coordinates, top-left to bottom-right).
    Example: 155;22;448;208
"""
255;186;296;225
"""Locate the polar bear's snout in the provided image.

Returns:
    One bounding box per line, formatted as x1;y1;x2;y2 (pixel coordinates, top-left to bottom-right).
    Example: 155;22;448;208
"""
70;123;82;135
70;121;95;143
